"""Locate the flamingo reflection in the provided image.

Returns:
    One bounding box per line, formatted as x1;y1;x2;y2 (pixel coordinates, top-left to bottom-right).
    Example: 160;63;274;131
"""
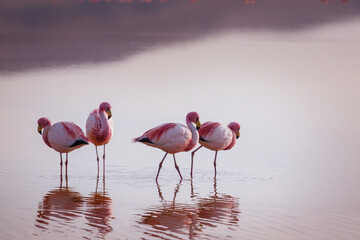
35;174;84;231
84;172;113;238
138;181;200;239
196;178;240;228
137;179;240;239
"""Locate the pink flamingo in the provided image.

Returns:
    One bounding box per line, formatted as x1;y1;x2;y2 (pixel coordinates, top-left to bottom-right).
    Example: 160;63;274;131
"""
86;102;114;169
191;122;241;178
37;117;90;174
133;112;201;181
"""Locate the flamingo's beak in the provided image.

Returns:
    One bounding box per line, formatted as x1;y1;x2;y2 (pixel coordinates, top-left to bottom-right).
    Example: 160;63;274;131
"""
107;110;112;119
236;130;240;139
196;120;201;130
38;125;43;135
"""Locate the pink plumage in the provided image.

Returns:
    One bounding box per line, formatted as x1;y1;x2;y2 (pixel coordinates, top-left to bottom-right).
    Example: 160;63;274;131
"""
61;122;88;141
134;123;177;143
38;117;89;153
37;117;89;174
198;122;221;139
133;112;201;180
191;121;241;178
86;102;114;167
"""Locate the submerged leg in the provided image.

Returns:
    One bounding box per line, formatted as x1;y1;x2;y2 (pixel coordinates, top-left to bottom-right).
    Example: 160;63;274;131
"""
95;170;99;194
65;173;68;188
213;177;218;196
173;154;183;180
60;153;63;177
156;181;164;200
190;146;203;178
65;153;69;180
213;151;218;179
102;174;105;195
190;178;195;198
60;172;63;189
156;152;168;181
173;179;182;203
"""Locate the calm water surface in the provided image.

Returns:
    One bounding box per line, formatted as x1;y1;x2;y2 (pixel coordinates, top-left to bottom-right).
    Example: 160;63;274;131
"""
1;1;360;240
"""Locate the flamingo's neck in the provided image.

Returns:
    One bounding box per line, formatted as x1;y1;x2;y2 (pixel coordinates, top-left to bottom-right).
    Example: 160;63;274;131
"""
186;118;199;147
42;125;52;148
99;109;110;133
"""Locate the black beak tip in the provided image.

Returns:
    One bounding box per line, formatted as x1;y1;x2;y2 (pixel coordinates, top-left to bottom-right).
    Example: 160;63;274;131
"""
196;126;200;130
108;116;111;120
236;136;239;139
38;131;42;135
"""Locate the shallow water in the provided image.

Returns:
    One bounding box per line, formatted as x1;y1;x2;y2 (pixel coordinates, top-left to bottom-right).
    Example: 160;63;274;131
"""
1;1;360;240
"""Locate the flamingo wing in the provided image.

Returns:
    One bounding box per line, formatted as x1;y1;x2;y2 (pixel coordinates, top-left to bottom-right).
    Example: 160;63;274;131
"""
199;122;233;151
134;123;192;153
198;122;221;141
134;123;177;144
86;109;101;137
48;122;89;153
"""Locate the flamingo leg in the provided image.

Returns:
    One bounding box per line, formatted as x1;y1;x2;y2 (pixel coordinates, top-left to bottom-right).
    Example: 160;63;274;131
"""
213;177;218;197
60;153;63;176
60;153;62;180
173;180;182;204
95;146;99;169
190;178;195;198
95;170;99;194
103;144;106;160
156;152;168;181
65;173;68;188
60;172;63;189
103;145;106;176
156;181;164;200
65;153;68;177
213;151;218;179
173;154;183;180
102;174;105;196
190;145;203;178
103;159;105;177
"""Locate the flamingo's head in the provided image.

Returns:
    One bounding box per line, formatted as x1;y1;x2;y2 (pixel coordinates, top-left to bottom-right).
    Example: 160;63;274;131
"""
37;117;51;135
187;112;201;130
228;122;241;139
100;102;112;119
